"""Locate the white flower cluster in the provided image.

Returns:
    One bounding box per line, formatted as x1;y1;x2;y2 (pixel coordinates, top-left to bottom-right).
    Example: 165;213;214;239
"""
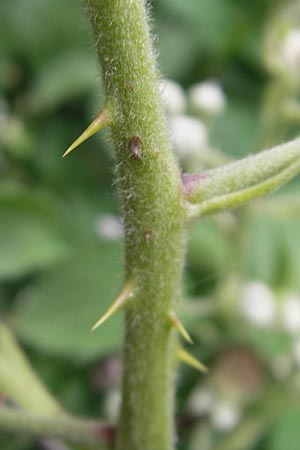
239;281;300;334
160;78;226;166
169;115;207;162
280;294;300;334
160;79;186;116
239;280;300;379
239;281;275;327
188;81;226;117
188;387;241;432
281;29;300;75
96;214;123;241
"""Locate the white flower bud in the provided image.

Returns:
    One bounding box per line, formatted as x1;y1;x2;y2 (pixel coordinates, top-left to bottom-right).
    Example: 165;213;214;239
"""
188;81;226;117
282;29;300;74
169;115;207;161
240;281;275;327
211;401;240;432
188;387;214;415
160;79;186;116
96;214;123;240
281;294;300;334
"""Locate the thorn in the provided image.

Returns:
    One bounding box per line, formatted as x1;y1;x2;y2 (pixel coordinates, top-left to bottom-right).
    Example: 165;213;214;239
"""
177;347;208;374
169;311;193;344
91;279;133;331
63;108;109;157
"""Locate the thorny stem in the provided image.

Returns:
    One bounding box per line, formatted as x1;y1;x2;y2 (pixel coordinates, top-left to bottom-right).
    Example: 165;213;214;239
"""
2;0;299;449
86;1;187;449
84;1;300;450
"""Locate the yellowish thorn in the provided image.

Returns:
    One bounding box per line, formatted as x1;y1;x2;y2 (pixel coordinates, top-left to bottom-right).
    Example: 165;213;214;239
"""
177;347;208;374
63;109;109;158
169;311;193;344
91;279;134;331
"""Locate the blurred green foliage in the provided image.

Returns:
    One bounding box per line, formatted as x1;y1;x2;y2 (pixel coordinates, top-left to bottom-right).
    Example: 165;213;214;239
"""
1;0;300;449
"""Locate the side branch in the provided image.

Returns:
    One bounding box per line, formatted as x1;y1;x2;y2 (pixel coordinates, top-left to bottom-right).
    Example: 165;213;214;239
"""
0;406;113;448
182;138;300;217
0;322;61;416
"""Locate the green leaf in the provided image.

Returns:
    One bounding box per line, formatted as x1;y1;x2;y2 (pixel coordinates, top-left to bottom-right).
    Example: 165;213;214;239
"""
246;329;292;362
160;0;238;54
212;99;260;158
187;220;234;293
30;51;99;113
243;216;281;285
0;0;89;69
268;407;300;450
0;188;68;281
243;208;300;289
280;218;300;289
14;242;124;362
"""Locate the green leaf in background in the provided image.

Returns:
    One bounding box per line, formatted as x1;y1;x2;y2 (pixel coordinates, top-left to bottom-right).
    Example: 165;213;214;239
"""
243;216;281;286
159;0;238;54
268;407;300;450
243;211;300;289
279;218;300;290
29;51;100;113
246;329;293;362
212;99;260;158
14;241;124;361
0;188;68;281
0;0;89;69
187;220;234;294
0;435;32;450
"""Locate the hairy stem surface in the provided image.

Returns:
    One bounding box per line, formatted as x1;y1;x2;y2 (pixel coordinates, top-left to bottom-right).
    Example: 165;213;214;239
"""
86;1;186;449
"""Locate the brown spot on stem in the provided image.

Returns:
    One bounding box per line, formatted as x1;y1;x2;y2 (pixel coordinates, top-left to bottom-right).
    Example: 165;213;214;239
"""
129;135;142;160
144;229;152;243
125;81;134;90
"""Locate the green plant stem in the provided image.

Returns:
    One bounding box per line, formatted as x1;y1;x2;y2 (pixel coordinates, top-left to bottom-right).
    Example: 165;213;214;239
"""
0;322;61;416
86;1;187;449
0;406;110;448
183;138;300;217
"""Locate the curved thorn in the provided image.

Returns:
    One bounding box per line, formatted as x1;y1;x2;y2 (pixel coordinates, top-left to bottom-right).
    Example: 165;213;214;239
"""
177;347;208;373
91;279;134;331
63;108;109;158
169;311;193;344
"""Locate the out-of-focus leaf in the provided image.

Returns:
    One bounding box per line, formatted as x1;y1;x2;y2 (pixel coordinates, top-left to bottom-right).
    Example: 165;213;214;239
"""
0;188;68;280
246;329;292;362
0;0;89;69
268;407;300;450
243;216;280;286
159;0;238;54
0;115;34;159
279;218;300;290
187;220;234;294
156;19;199;79
14;241;124;361
243;212;300;289
30;51;100;113
32;117;111;193
0;435;32;450
212;99;260;158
